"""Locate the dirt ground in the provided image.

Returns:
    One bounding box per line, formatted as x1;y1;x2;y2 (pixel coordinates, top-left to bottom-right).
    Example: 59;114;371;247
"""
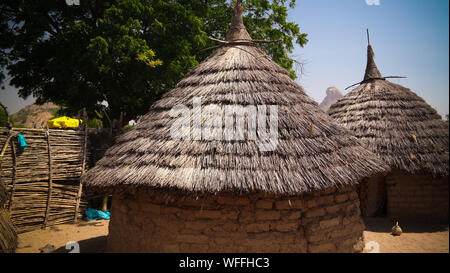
16;220;109;253
362;217;449;253
16;217;449;253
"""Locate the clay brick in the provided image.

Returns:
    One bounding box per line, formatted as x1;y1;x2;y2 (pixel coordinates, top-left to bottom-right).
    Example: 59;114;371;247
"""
348;191;359;200
182;198;202;207
196;210;222;219
176;234;209;244
306;199;318;208
350;221;365;233
335;194;348;203
306;232;330;243
244;239;269;248
255;210;281;221
286;211;302;220
319;217;341;229
329;228;354;239
162;207;180;215
181;243;210;252
345;203;359;214
217;196;249;206
237;198;250;206
342;215;360;226
255;200;274;209
185;220;215;231
223;210;239;220
325;203;345;214
308;242;337;253
304;208;325;218
213;223;240;232
128;200;140;211
252;232;296;244
275;200;293;210
318;195;335;206
279;242;307;253
214;237;231;245
116;202;128;214
161;244;180;252
246;222;270;233
272;222;299;232
290;200;304;209
238;210;255;224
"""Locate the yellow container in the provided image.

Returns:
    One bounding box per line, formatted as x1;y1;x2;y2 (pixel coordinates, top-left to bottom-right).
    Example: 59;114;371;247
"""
47;116;82;129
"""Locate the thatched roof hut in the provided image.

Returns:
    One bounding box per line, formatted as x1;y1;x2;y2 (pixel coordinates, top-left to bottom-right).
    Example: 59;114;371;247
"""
328;33;449;222
82;1;388;253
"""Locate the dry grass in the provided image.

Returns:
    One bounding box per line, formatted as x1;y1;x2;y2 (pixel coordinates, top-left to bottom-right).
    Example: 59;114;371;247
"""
82;1;388;194
329;44;449;178
0;179;17;253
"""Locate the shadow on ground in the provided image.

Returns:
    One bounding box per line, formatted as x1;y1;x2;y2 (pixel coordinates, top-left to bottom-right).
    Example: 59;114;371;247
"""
52;235;107;253
363;217;449;233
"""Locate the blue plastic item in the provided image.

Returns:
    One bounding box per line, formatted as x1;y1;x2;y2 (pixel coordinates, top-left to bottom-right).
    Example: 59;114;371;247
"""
17;134;27;151
85;208;111;221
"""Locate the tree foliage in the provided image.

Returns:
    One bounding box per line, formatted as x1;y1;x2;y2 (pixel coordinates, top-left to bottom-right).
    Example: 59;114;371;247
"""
0;0;308;124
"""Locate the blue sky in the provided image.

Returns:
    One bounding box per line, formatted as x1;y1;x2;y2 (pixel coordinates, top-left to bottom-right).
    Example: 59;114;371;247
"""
290;0;449;117
1;0;449;117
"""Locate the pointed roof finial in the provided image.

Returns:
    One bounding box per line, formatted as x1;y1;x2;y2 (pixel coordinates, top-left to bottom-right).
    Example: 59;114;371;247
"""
363;29;383;81
226;0;252;41
345;30;407;90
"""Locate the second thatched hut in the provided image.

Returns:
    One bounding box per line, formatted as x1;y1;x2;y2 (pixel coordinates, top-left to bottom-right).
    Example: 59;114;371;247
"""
328;34;449;223
82;1;388;253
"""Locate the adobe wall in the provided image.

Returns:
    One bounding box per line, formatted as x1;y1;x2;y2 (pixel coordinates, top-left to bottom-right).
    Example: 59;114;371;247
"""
107;185;365;253
358;175;386;217
386;171;449;223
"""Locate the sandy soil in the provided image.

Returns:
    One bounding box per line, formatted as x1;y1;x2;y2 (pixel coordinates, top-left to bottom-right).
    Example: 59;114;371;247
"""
16;220;109;253
362;217;449;253
16;217;449;253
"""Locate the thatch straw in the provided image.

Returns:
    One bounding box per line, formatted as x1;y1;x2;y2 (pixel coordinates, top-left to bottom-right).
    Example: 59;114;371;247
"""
0;209;17;253
328;39;449;178
0;180;7;207
0;177;17;253
82;1;389;194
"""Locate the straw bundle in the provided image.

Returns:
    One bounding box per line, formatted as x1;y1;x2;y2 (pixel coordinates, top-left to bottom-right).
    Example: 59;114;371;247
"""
82;1;389;194
0;209;17;253
0;178;17;253
328;43;449;177
0;127;88;233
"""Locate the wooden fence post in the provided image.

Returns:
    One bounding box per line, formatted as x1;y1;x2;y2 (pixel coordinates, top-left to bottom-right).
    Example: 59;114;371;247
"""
8;137;17;212
43;127;53;228
74;109;88;223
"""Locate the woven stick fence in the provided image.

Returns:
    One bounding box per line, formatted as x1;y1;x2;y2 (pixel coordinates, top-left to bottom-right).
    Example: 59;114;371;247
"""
0;127;89;233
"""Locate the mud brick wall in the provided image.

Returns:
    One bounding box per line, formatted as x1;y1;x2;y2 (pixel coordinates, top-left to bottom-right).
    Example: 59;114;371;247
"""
386;171;449;223
358;175;386;217
106;185;365;253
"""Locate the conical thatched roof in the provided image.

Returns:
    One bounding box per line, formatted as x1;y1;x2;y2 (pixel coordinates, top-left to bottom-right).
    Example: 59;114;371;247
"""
329;36;449;178
82;1;388;194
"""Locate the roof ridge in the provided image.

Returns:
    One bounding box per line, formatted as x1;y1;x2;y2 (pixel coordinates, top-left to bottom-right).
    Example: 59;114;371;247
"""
225;0;252;41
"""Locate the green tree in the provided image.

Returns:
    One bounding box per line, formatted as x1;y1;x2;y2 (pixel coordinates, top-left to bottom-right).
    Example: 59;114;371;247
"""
0;0;308;124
